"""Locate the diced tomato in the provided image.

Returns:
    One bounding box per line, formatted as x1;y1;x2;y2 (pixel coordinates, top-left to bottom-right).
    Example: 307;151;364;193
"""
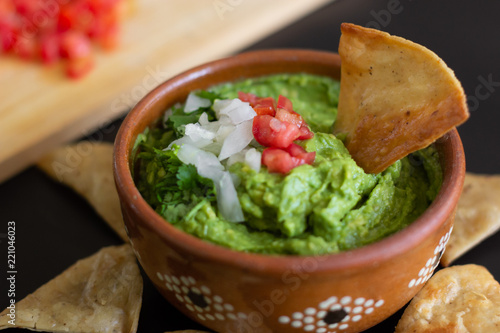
297;125;314;140
253;105;275;116
60;31;92;59
253;96;276;116
40;33;60;64
269;117;285;132
0;15;19;52
238;91;258;105
252;115;300;149
285;143;316;165
285;143;304;156
302;151;316;165
262;145;315;174
88;0;122;12
277;95;294;111
248;93;316;174
262;148;295;174
14;37;38;59
1;0;125;78
59;1;94;33
13;0;42;18
238;92;277;115
60;31;93;79
92;21;120;50
255;97;276;107
66;55;94;79
57;7;74;33
275;104;314;140
0;1;15;15
0;27;16;52
275;108;304;127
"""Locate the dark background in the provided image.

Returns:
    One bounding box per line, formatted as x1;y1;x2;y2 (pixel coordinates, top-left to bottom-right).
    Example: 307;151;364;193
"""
1;0;499;332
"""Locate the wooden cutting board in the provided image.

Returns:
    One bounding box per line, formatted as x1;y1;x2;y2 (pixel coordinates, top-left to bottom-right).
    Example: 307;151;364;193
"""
0;0;332;183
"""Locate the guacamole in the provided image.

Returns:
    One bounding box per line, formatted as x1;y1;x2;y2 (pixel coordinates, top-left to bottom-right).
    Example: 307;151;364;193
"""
135;74;442;255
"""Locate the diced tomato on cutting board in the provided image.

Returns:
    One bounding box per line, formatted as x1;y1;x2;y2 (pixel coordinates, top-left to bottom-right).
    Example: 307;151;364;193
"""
0;0;127;78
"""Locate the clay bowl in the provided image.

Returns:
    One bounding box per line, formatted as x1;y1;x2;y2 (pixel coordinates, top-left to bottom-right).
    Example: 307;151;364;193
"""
113;49;465;333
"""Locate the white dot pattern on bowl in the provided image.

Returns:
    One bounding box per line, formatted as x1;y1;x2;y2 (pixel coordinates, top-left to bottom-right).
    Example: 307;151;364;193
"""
407;225;453;289
278;296;384;332
157;272;248;322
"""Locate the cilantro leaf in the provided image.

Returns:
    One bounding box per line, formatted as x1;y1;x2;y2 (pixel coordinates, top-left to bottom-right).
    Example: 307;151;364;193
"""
176;164;200;190
135;130;215;223
196;90;221;103
164;90;220;137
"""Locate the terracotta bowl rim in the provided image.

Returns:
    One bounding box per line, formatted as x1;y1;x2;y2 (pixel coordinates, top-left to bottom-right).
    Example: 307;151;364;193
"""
113;48;465;276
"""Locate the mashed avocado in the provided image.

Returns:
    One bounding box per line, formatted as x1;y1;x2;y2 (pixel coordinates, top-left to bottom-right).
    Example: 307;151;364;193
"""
135;74;442;255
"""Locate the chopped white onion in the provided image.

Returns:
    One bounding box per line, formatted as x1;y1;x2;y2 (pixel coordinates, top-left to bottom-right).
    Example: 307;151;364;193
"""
225;148;261;172
245;148;262;172
215;124;236;143
215;99;256;124
184;92;211;113
218;119;254;161
226;150;247;167
215;171;245;222
218;115;233;125
177;144;223;173
213;99;232;118
177;145;243;222
168;96;262;223
185;123;216;141
167;134;212;149
175;142;199;164
202;142;223;156
198;165;225;182
199;120;222;134
198;112;210;126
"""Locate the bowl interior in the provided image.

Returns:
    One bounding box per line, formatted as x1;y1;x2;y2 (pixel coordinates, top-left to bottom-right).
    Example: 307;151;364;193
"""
113;49;465;276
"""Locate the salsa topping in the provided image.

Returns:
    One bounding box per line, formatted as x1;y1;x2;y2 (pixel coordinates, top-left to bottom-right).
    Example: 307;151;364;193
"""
238;93;316;174
0;0;127;78
154;91;316;222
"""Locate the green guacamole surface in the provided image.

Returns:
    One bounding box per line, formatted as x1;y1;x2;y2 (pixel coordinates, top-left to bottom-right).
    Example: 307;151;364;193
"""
135;74;443;255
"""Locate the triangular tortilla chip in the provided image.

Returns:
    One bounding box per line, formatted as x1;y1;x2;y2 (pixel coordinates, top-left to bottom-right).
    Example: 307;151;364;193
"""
395;264;500;332
334;23;469;173
37;142;128;241
441;173;500;266
0;244;143;333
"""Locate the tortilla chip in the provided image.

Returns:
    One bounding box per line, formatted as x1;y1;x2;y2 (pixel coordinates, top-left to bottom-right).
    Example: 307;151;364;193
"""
0;244;143;333
441;173;500;266
37;142;128;241
395;264;500;332
334;23;469;173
